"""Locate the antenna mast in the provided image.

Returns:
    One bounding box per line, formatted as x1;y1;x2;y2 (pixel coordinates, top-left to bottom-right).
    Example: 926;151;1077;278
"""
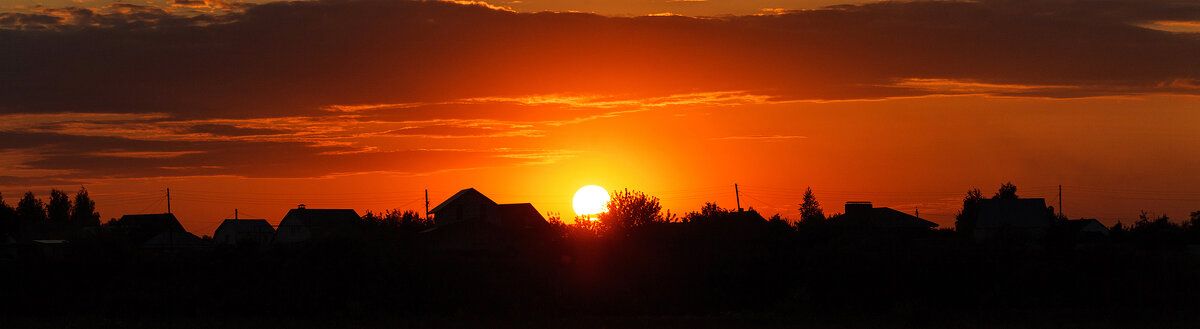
1058;184;1063;218
166;188;171;214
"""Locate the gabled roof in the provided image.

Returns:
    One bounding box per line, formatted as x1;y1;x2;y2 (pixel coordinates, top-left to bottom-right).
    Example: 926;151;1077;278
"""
496;203;549;230
142;231;205;249
278;208;360;227
867;207;939;228
214;219;274;235
1063;218;1109;234
977;198;1050;229
116;213;185;233
841;205;937;228
116;213;187;244
429;188;496;214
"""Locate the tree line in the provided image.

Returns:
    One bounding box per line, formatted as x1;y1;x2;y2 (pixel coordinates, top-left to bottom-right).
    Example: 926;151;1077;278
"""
0;187;100;239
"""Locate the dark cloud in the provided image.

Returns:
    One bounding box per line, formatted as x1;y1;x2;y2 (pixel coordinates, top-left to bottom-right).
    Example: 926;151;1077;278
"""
0;131;553;179
0;0;1195;119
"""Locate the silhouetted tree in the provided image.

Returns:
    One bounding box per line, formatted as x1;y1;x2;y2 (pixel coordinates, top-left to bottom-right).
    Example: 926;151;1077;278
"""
47;189;71;224
1128;211;1184;249
954;188;983;236
570;215;601;238
360;209;430;233
683;202;730;223
0;193;15;236
598;188;667;235
797;187;824;224
993;182;1018;199
16;191;46;223
70;186;100;227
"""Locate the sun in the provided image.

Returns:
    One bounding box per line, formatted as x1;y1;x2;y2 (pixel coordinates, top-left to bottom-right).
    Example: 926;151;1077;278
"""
573;185;610;218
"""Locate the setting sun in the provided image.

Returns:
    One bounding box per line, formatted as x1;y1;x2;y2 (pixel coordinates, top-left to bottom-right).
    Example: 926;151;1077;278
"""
572;185;611;217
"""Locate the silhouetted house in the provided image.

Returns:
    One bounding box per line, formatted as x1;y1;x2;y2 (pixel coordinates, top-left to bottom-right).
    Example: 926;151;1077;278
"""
273;206;361;244
423;188;551;252
682;209;770;240
213;219;275;247
1062;218;1109;237
974;198;1052;242
1060;218;1110;248
836;201;938;231
114;213;187;245
142;231;206;250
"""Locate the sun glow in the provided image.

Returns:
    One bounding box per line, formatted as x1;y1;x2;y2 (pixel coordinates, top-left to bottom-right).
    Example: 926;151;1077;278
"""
572;185;610;218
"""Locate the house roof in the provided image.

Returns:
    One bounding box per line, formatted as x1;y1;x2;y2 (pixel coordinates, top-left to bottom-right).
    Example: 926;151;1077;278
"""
429;188;496;214
842;206;937;228
214;219;274;235
1063;218;1109;234
496;203;549;230
869;207;939;228
116;213;185;233
142;231;205;249
977;198;1050;229
278;208;360;228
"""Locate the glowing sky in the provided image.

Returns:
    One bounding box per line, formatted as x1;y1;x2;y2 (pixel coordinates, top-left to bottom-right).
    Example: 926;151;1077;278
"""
1;0;1199;234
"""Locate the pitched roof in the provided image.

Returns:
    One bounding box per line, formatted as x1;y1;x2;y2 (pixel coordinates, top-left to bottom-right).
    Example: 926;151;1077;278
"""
142;231;205;249
1063;218;1109;234
841;204;937;228
214;219;274;235
977;198;1050;229
496;203;549;230
278;208;360;228
116;213;187;243
116;213;185;233
429;188;496;214
867;207;939;228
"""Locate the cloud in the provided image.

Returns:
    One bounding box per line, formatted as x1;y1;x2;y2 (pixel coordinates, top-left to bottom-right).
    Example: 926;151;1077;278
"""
0;0;1196;119
0;131;571;180
0;0;1198;183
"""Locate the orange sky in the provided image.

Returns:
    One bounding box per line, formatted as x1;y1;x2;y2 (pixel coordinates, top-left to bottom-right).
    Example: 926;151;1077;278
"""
1;0;1199;235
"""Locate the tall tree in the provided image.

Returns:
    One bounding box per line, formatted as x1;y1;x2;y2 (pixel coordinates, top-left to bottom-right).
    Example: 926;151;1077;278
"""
16;191;46;223
0;192;15;236
71;186;100;227
955;188;983;236
598;188;666;235
47;189;71;224
993;182;1018;199
798;187;825;224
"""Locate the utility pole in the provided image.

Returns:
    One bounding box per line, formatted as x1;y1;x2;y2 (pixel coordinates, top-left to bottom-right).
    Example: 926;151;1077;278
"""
1058;185;1063;218
425;189;430;218
735;184;742;212
235;208;238;220
166;188;171;214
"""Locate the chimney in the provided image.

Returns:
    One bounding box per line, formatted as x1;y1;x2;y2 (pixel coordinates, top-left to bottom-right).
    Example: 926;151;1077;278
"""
297;204;306;209
845;201;872;217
